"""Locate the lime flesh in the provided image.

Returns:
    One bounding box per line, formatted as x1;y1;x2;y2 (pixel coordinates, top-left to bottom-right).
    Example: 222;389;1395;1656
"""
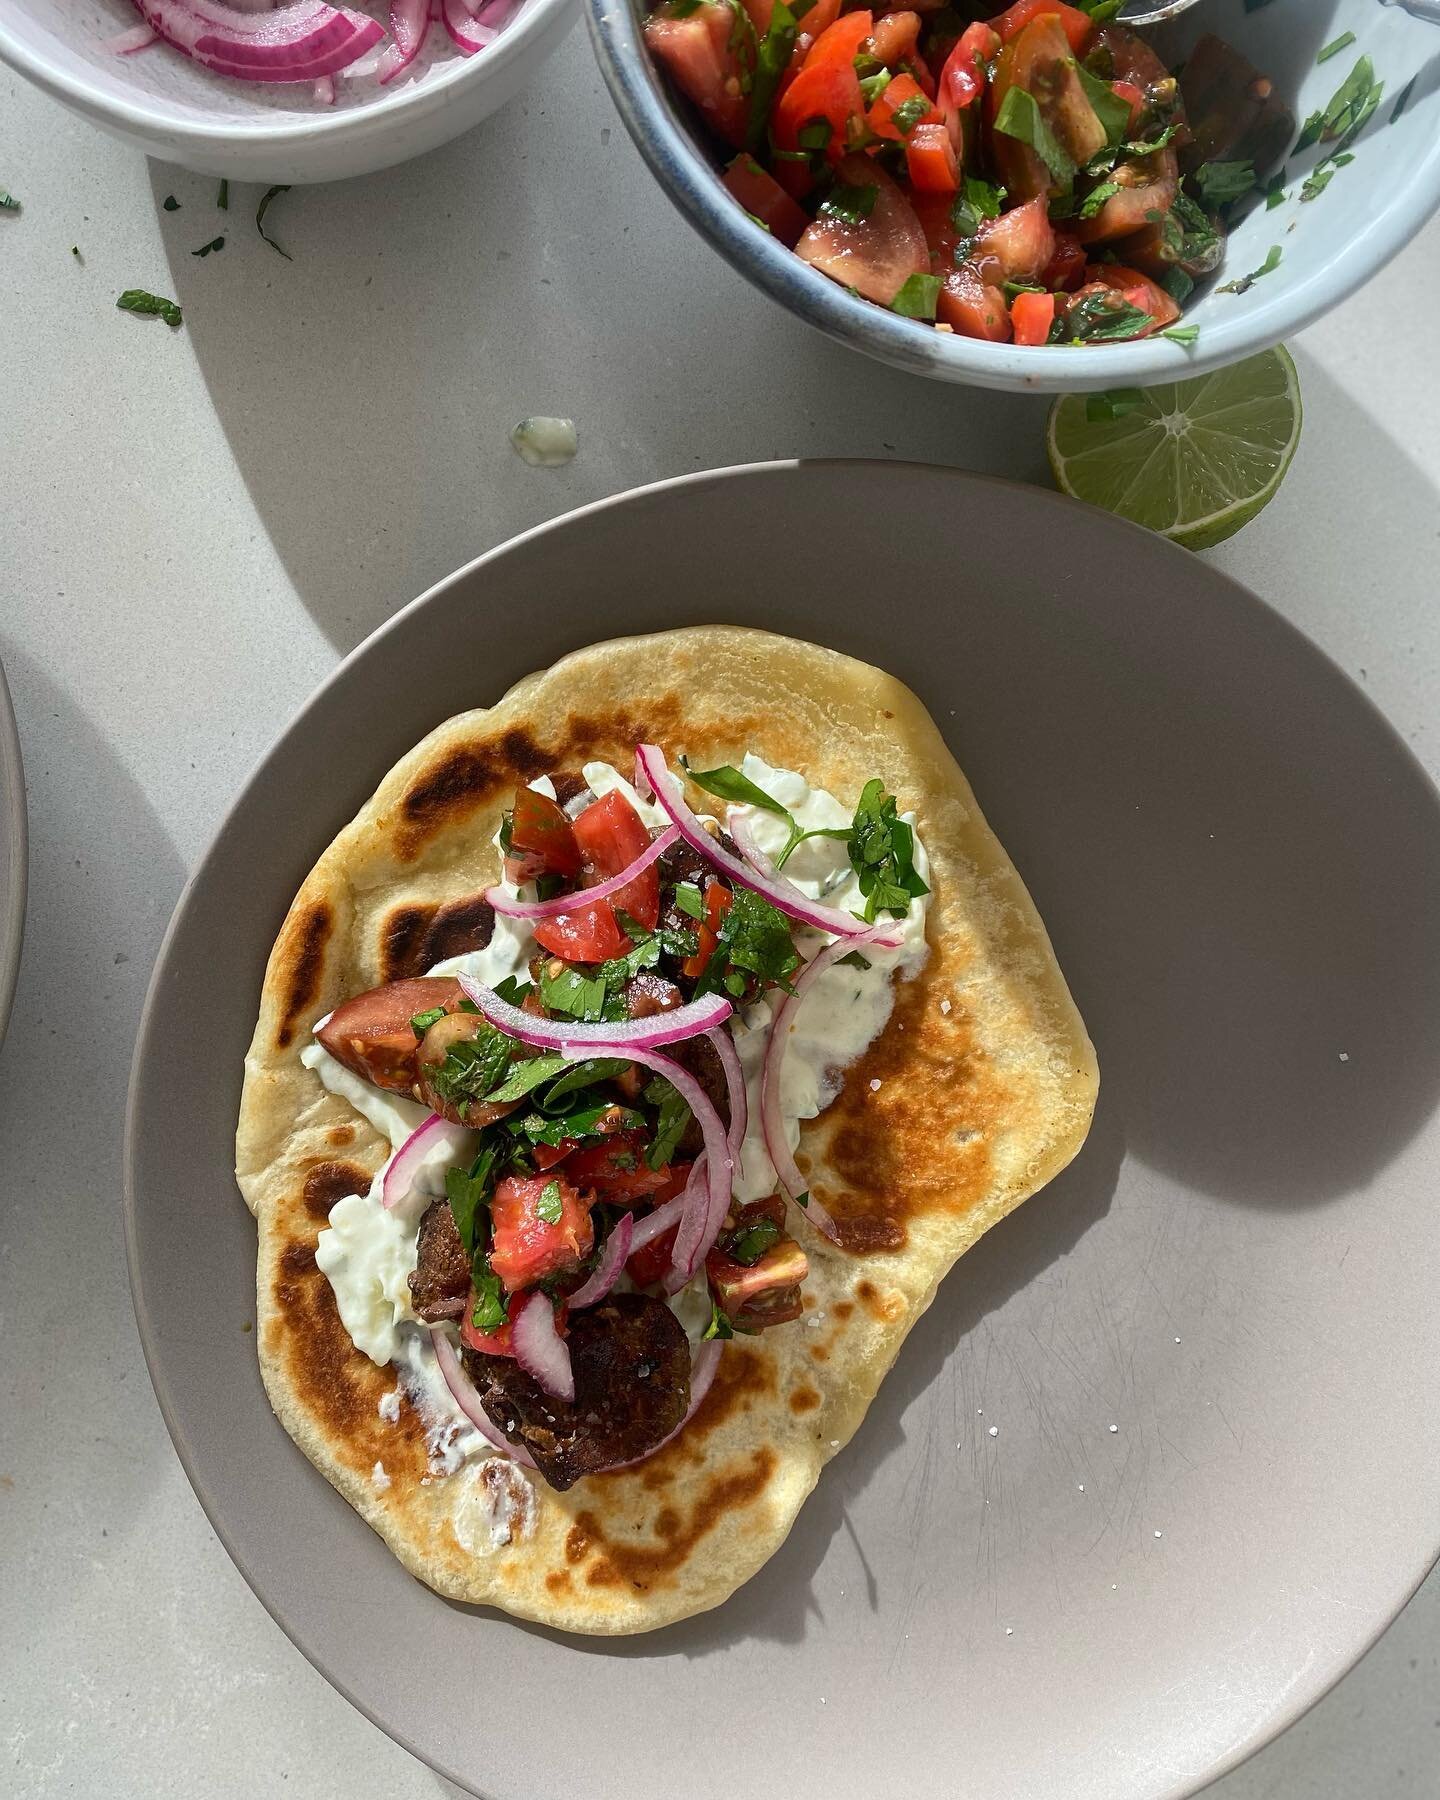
1047;346;1303;551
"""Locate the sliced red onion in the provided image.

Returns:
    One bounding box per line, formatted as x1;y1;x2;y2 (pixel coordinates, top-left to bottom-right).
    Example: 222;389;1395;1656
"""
130;0;384;83
109;23;160;51
485;825;679;920
567;1213;635;1310
635;744;874;940
510;1291;575;1402
627;1187;689;1254
313;71;336;100
382;1112;475;1212
603;1340;723;1472
457;974;731;1052
429;1326;537;1468
376;0;429;81
707;1024;746;1163
441;0;497;50
760;923;904;1246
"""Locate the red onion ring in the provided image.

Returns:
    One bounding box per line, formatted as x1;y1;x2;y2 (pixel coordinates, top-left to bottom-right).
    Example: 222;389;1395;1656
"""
457;974;732;1052
376;0;430;80
626;1187;689;1254
382;1112;475;1212
707;1024;747;1164
129;0;385;82
602;1340;722;1472
440;0;498;51
566;1213;634;1310
109;23;160;50
634;743;874;940
429;1326;536;1468
760;923;905;1245
485;824;679;920
510;1291;574;1401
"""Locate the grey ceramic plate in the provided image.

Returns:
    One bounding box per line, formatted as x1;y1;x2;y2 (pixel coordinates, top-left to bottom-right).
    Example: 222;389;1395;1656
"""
126;463;1440;1800
0;658;26;1044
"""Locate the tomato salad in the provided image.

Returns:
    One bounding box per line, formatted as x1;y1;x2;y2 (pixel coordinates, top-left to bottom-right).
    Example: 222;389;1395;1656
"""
644;0;1293;346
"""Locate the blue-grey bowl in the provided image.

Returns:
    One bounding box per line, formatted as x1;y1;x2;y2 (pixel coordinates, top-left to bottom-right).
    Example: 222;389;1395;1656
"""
587;0;1440;391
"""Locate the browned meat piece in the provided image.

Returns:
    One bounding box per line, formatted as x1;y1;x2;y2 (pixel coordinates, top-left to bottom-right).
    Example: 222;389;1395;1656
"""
1177;34;1294;177
408;1201;470;1322
316;977;464;1093
462;1294;692;1490
626;972;683;1017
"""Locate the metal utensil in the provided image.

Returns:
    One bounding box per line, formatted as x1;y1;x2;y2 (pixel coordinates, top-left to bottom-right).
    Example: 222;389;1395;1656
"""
1381;0;1440;25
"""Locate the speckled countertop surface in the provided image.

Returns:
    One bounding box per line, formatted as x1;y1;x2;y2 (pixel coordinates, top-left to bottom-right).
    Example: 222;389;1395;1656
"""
2;28;1438;1798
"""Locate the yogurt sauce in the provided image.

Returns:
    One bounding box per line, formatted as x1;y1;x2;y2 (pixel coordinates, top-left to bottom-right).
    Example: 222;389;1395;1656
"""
307;757;930;1479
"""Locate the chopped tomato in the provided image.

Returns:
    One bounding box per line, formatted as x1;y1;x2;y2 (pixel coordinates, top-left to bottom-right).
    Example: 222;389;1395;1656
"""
563;1132;675;1200
803;9;872;72
643;4;750;150
531;1105;631;1171
989;0;1094;55
773;60;866;194
460;1313;513;1356
1085;262;1181;328
623;1160;694;1287
1073;150;1179;243
1010;288;1056;344
911;188;959;270
788;0;842;67
938;265;1012;339
970;192;1053;284
938;21;999;149
905;120;960;192
867;71;940;142
681;878;732;978
533;898;630;963
316;976;462;1094
988;15;1107;200
796;153;930;305
488;1174;595;1294
572;789;659;929
869;10;921;67
1112;77;1144;132
723;154;811;247
509;785;581;878
1041;229;1087;291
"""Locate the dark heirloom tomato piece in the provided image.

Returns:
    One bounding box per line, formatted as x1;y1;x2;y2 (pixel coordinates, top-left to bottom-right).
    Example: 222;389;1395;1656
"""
509;785;582;877
315;976;463;1093
1083;262;1181;329
722;155;811;247
416;1011;523;1128
938;264;1012;340
489;1174;595;1294
1177;33;1293;176
707;1198;809;1330
643;2;751;149
991;0;1095;55
463;1293;692;1490
969;193;1055;286
1072;147;1179;245
988;14;1107;201
795;154;930;306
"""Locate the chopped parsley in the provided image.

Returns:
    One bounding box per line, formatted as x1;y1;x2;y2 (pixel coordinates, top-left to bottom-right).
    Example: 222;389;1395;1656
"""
702;1299;754;1339
116;289;182;328
643;1077;692;1170
410;1005;448;1036
1079;180;1122;221
536;1180;565;1225
1065;290;1154;342
1317;32;1356;67
673;881;705;920
891;272;941;320
162;195;180;212
1217;244;1282;295
1191;160;1255;209
217;179;229;211
849;779;930;919
728;1217;781;1266
191;236;225;258
1301;153;1353;203
483;1051;572;1104
747;0;797;152
469;1265;507;1335
696;882;801;996
797;117;834;152
256;184;293;260
1074;62;1132;148
1160;324;1200;346
1295;56;1384;155
820;181;878;226
446;1141;501;1256
427;1021;514;1109
1390;76;1417;126
951;175;1005;245
993;85;1074;188
538;963;614;1023
889;93;931;137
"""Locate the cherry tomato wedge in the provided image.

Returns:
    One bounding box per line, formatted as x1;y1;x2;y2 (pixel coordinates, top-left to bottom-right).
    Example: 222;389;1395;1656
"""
723;154;811;247
1010;288;1056;344
488;1175;595;1294
905;120;960;192
509;785;581;877
989;0;1094;55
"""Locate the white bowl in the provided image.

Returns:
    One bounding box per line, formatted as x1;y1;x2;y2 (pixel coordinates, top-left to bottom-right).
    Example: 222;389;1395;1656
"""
0;0;578;184
589;0;1440;391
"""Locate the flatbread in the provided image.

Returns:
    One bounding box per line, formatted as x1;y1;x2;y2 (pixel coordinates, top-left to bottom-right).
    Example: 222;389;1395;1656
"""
236;625;1098;1634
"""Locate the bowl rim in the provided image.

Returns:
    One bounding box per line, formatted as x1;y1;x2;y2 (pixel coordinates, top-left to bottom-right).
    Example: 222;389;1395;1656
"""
0;0;577;153
585;0;1440;392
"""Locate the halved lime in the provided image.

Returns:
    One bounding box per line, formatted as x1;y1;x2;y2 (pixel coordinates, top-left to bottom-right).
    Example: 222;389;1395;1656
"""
1046;346;1303;551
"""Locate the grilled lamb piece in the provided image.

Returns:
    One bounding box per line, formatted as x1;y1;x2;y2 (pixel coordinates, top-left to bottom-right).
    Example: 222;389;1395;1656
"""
408;1201;471;1323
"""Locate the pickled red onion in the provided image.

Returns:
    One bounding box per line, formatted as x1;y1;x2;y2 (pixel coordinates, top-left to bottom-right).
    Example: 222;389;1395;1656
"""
456;974;731;1051
510;1291;574;1401
567;1213;635;1310
429;1326;537;1468
382;1111;475;1211
128;0;385;82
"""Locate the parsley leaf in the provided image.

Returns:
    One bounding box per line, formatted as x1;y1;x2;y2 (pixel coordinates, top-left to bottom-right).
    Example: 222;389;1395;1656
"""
951;176;1005;241
683;762;789;815
729;1218;781;1266
890;93;931;137
1086;388;1147;423
891;272;941;320
191;236;225;258
820;181;878;226
492;974;532;1007
162;195;180;212
1160;324;1200;346
446;1143;501;1257
1217;243;1282;295
538;963;616;1023
536;1180;564;1225
1079;179;1122;221
1191;160;1255;208
117;289;182;328
410;1006;448;1036
536;1058;631;1112
1064;290;1153;342
428;1023;514;1109
747;0;797;151
994;86;1075;188
484;1051;572;1103
644;1079;692;1170
1075;62;1132;148
217;179;229;211
848;780;930;921
673;881;705;920
469;1263;507;1335
703;883;801;993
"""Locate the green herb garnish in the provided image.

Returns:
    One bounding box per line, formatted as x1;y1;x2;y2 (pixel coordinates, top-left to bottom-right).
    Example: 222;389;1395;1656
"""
538;963;615;1024
747;0;796;151
1079;180;1122;221
256;184;293;260
820;181;878;226
117;289;182;327
994;85;1075;188
217;179;229;210
673;881;705;920
446;1142;501;1256
162;195;180;212
644;1077;693;1170
848;779;929;920
1191;160;1255;208
1318;31;1355;65
469;1265;507;1335
729;1218;781;1266
410;1006;448;1037
536;1180;564;1225
1086;388;1147;423
191;236;225;258
428;1022;514;1108
1075;62;1132;148
891;272;941;320
1160;324;1200;346
889;93;931;137
1217;244;1281;295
